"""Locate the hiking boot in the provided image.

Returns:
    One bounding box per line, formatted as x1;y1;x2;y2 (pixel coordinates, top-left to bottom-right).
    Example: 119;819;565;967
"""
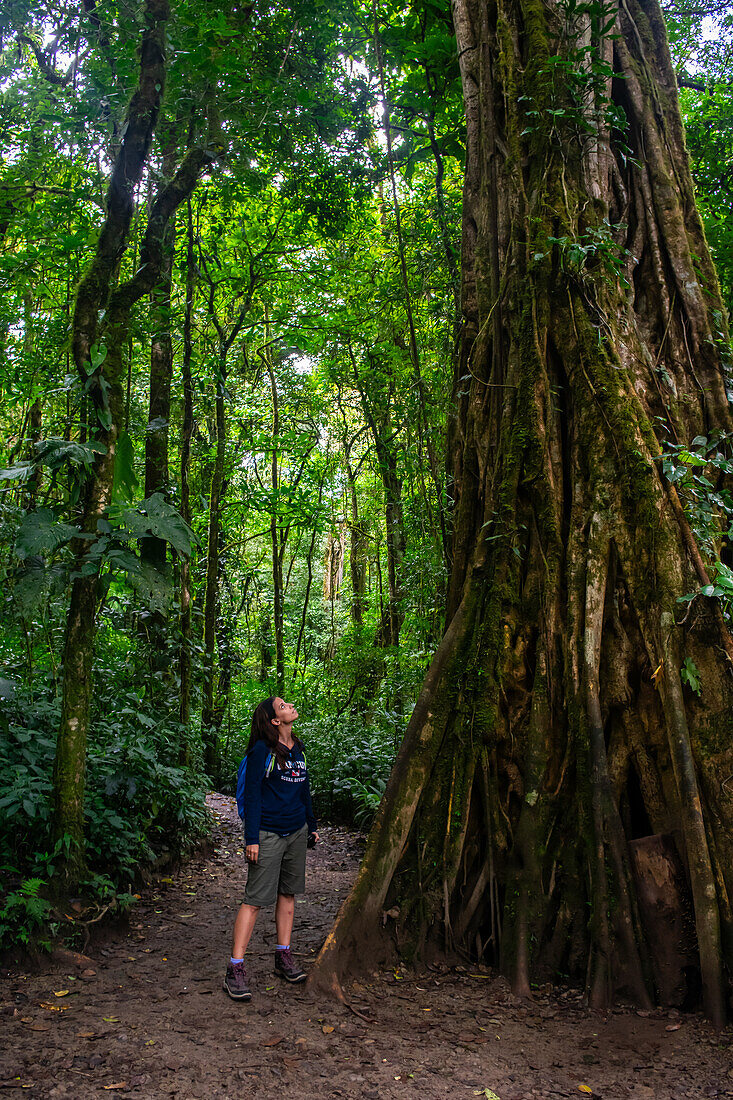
223;961;251;1001
274;947;306;984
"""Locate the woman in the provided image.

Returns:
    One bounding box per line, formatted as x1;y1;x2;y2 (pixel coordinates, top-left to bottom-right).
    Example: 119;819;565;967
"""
223;696;319;1001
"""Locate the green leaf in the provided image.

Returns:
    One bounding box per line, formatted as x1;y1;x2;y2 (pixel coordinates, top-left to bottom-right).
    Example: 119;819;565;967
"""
0;463;35;483
112;431;138;504
141;494;196;559
680;658;702;697
15;510;78;560
128;560;174;614
13;560;48;618
35;438;106;471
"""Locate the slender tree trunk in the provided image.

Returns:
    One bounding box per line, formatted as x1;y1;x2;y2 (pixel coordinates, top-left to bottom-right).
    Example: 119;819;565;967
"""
53;0;171;878
312;0;733;1026
53;0;216;879
22;289;42;509
294;483;325;681
179;200;195;742
141;135;177;571
212;479;232;737
351;352;406;651
265;349;286;695
346;460;367;628
377;450;406;649
201;346;227;779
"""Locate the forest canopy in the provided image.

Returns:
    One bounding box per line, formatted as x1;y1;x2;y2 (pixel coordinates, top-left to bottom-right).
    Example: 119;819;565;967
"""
1;0;733;1020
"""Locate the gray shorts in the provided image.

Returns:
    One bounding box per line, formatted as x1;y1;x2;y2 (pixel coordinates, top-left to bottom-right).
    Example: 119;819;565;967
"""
243;825;308;907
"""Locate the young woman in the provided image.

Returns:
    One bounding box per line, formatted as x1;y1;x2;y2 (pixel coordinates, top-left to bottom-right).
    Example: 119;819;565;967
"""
223;696;319;1001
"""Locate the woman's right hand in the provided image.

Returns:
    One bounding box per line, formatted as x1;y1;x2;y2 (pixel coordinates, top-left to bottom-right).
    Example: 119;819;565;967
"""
246;844;259;863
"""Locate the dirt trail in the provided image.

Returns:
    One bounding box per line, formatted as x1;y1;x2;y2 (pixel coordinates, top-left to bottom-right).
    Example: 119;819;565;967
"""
2;794;732;1099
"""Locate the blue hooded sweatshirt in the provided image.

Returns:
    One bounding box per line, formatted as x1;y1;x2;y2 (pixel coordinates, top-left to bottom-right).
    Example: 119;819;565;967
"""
243;739;317;845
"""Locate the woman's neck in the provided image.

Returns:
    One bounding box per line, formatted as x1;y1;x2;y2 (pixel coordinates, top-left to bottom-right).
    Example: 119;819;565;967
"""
279;729;295;750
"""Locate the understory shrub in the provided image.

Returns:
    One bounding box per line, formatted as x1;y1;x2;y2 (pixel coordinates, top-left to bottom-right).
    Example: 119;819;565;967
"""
0;683;209;916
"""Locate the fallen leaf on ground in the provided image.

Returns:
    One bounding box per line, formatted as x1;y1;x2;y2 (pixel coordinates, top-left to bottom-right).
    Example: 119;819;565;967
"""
23;1022;51;1032
666;1023;682;1032
102;1016;119;1022
262;1035;284;1047
578;1088;593;1095
102;1083;127;1090
53;990;70;997
76;1031;96;1038
81;969;96;978
322;1025;335;1034
39;1002;68;1012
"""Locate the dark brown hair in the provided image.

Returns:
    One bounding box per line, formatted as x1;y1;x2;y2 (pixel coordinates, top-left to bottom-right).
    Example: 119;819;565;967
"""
247;697;301;766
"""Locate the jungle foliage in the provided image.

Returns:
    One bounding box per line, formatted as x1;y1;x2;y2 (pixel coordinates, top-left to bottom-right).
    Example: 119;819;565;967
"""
0;0;732;1014
0;0;462;927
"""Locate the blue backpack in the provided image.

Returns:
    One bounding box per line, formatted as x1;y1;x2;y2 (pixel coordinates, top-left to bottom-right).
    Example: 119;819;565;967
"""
236;750;276;820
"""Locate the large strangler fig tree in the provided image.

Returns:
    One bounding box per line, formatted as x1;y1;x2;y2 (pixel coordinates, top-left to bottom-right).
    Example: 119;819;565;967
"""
311;0;733;1025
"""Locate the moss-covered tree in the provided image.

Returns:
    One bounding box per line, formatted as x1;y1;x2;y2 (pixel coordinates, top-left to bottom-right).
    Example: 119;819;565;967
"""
53;0;217;882
311;0;733;1025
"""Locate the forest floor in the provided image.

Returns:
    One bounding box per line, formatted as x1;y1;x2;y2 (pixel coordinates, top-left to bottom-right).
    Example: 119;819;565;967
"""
2;794;733;1099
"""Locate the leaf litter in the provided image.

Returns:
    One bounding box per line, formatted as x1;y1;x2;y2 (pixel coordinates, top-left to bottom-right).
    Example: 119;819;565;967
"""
1;795;731;1098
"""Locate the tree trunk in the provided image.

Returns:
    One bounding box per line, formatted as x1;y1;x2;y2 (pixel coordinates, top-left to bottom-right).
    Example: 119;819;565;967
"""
212;479;233;738
141;134;177;572
53;0;171;880
22;289;42;510
346;460;367;628
374;446;406;650
179;200;195;741
265;350;286;695
53;0;216;880
201;349;226;780
311;0;733;1026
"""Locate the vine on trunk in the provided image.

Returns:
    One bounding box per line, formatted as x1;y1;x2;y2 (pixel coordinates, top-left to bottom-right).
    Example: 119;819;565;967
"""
311;0;733;1026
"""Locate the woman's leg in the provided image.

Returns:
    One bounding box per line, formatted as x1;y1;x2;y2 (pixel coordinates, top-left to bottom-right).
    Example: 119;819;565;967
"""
275;893;294;945
232;903;260;958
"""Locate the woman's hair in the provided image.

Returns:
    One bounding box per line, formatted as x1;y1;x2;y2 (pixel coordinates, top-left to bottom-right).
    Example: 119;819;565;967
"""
247;697;300;765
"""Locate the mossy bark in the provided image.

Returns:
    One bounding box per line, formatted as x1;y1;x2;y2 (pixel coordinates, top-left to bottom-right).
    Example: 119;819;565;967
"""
311;0;733;1025
141;130;178;572
201;349;227;780
53;1;217;881
179;200;196;741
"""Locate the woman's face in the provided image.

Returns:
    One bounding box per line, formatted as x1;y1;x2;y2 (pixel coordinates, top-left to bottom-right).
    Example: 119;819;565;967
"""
272;697;299;726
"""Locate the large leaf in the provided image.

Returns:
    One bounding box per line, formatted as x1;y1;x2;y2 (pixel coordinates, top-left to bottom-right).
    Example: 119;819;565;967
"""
112;431;138;504
14;510;78;560
35;437;106;471
145;495;196;558
0;463;35;483
128;560;174;614
12;560;48;618
116;494;196;559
